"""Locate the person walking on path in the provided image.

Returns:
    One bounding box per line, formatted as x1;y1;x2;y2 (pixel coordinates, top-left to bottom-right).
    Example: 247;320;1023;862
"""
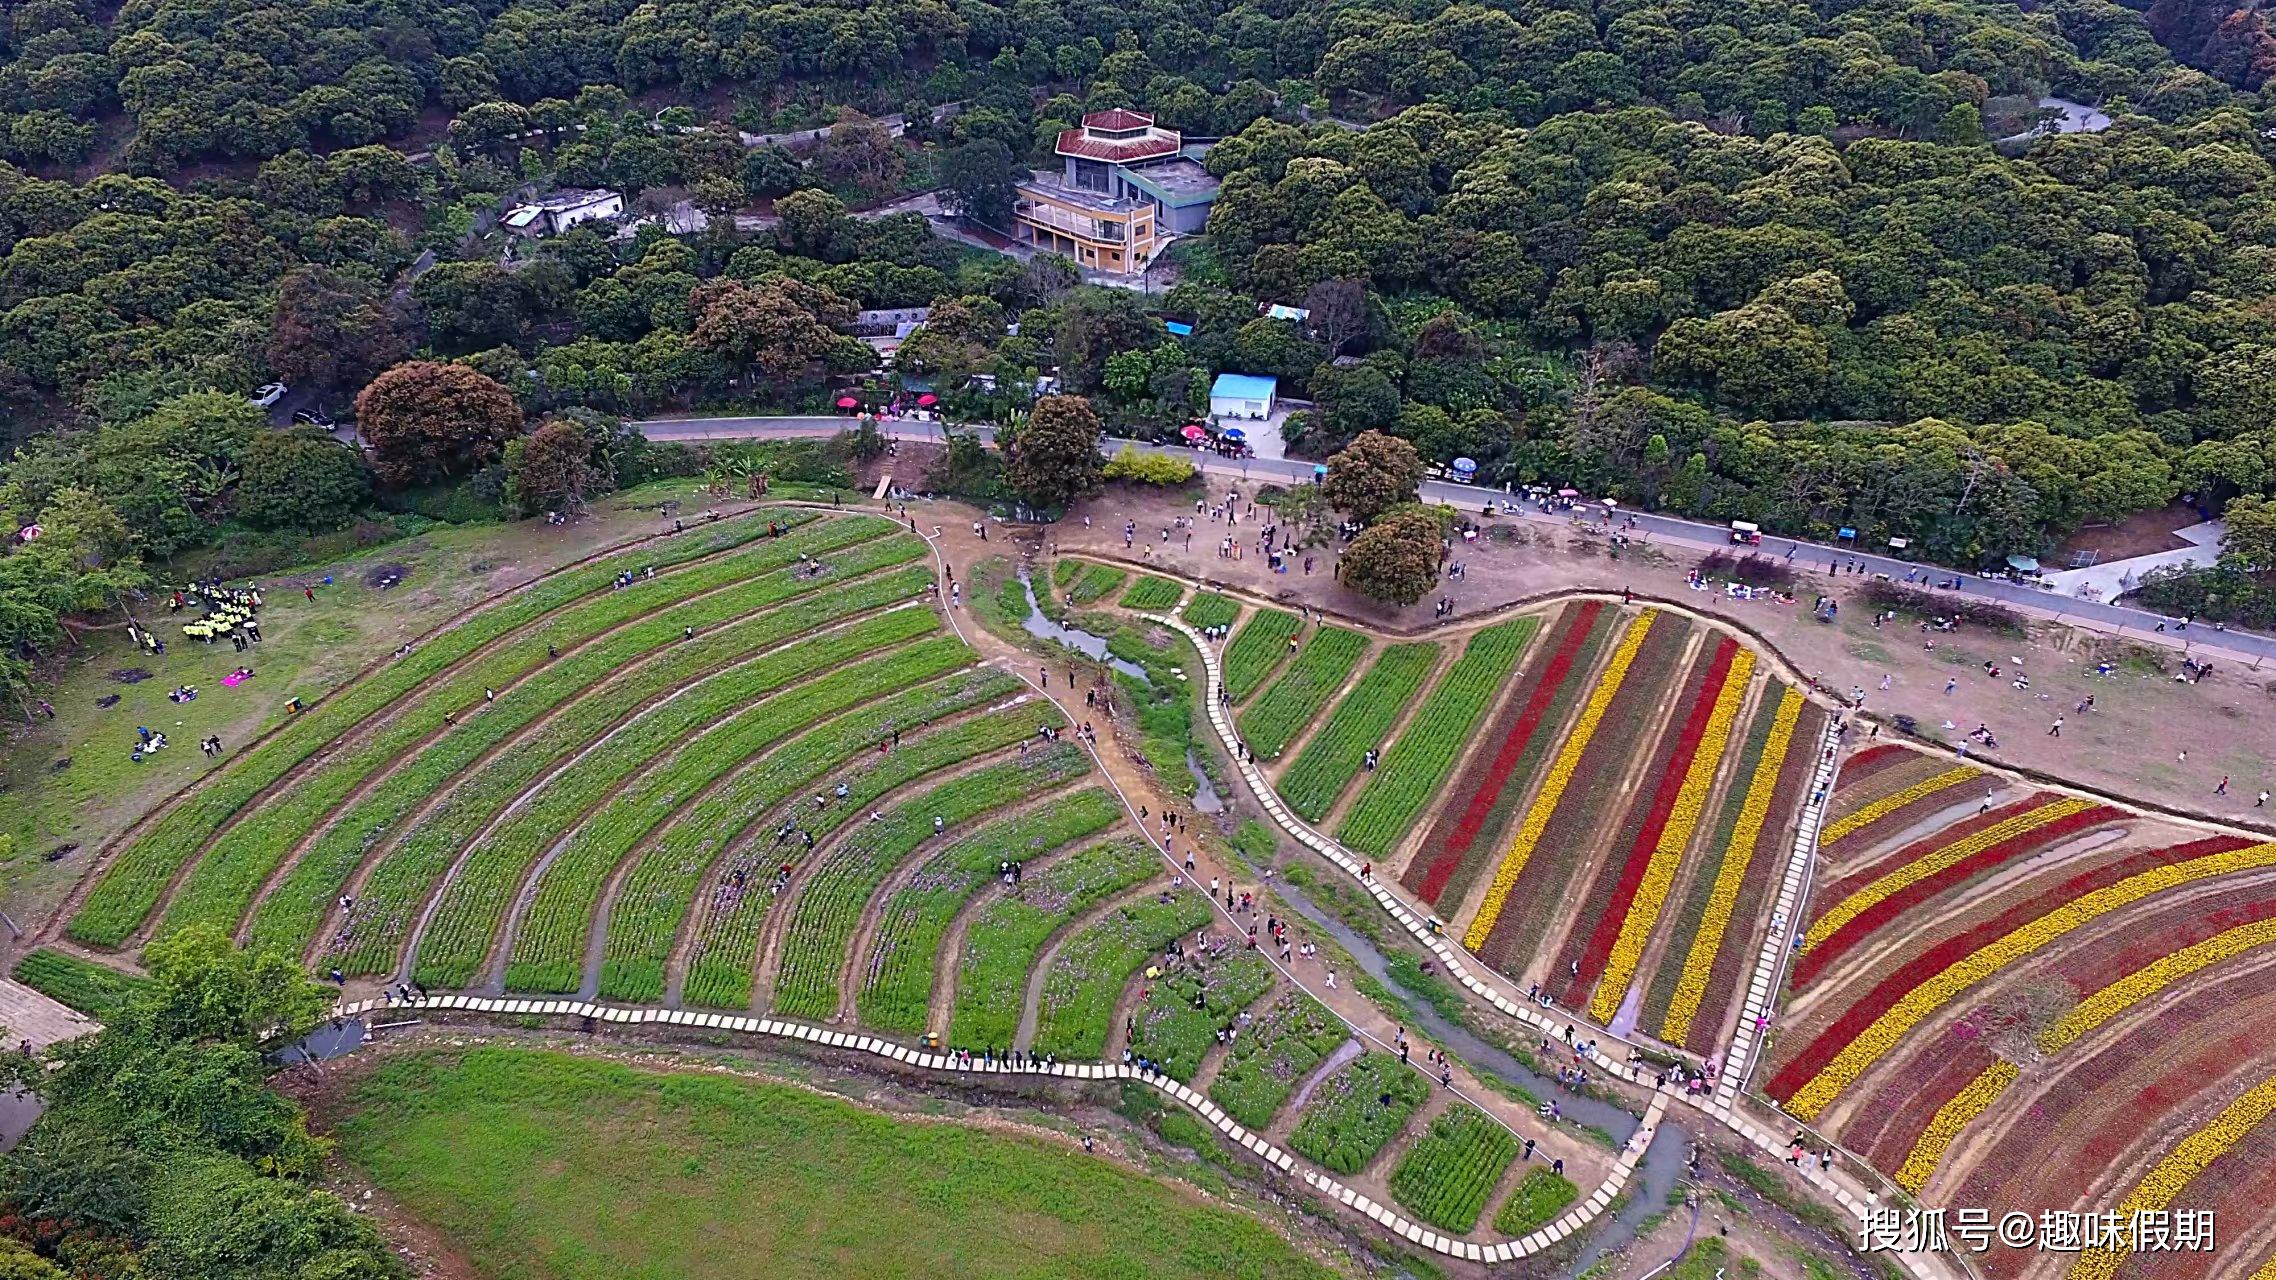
2218;776;2231;796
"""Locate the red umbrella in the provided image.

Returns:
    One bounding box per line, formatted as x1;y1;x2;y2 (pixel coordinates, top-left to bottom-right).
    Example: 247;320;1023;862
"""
1180;423;1206;441
836;396;859;409
917;393;938;407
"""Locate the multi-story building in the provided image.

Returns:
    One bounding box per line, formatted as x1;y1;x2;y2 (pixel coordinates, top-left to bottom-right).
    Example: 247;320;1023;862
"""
1012;109;1221;276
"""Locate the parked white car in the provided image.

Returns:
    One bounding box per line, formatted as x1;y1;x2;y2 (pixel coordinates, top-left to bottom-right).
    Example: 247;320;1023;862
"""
250;382;288;408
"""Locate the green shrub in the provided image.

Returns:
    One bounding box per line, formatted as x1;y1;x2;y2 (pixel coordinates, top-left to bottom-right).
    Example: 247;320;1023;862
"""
1120;575;1184;610
1339;618;1536;855
1182;593;1239;630
1277;643;1438;821
1207;992;1349;1128
1221;608;1303;702
1239;626;1366;757
1104;446;1197;486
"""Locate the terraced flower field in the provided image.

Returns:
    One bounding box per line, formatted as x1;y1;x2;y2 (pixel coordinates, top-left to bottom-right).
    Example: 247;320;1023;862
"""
1759;743;2276;1276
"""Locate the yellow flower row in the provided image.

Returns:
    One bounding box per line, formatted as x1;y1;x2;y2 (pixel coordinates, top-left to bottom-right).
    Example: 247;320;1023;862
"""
1893;1059;2018;1193
1589;650;1755;1022
2068;1074;2276;1280
1803;797;2100;952
1897;914;2276;1193
2044;916;2276;1054
1785;841;2276;1120
1818;765;1977;846
1660;688;1804;1044
1465;612;1656;950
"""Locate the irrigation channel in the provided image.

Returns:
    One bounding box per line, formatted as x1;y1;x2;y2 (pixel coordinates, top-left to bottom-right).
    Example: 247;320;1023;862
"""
1012;568;1223;809
1274;877;1690;1276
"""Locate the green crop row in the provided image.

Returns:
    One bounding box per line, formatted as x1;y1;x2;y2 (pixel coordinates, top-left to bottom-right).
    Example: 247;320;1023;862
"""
1288;1053;1429;1175
678;702;1063;1009
1182;593;1238;630
1387;1104;1520;1234
1339;618;1537;855
168;538;924;953
595;669;1020;1002
1029;886;1211;1060
769;744;1092;1020
500;623;970;994
1128;950;1274;1081
1237;626;1366;759
244;556;932;964
12;947;150;1019
1277;644;1440;821
1206;991;1350;1130
404;608;949;989
1052;560;1127;605
1492;1166;1578;1236
1118;575;1184;610
71;510;842;945
947;840;1159;1050
853;789;1124;1034
1221;608;1303;703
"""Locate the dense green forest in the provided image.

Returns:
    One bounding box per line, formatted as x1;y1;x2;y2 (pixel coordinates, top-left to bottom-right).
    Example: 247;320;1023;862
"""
0;0;2268;696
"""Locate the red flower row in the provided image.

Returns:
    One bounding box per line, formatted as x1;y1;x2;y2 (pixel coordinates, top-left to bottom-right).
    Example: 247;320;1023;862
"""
1833;742;1912;788
1409;600;1603;905
1552;637;1739;1007
1794;802;2121;989
1767;834;2256;1103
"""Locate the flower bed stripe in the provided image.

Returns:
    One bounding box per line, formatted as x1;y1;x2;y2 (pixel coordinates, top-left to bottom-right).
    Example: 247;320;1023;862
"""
2044;914;2276;1055
2067;1075;2276;1280
1585;641;1751;1021
1817;766;1976;846
1465;611;1655;950
1884;908;2276;1193
1773;838;2276;1119
1793;798;2115;987
1833;743;1911;785
1406;602;1604;906
1278;643;1440;821
1892;1058;2017;1193
1657;686;1802;1045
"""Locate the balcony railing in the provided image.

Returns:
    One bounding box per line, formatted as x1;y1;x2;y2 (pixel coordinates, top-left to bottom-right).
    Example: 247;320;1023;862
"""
1016;201;1130;243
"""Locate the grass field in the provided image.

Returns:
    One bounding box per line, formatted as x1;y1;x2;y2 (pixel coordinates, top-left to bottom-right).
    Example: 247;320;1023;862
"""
333;1047;1340;1280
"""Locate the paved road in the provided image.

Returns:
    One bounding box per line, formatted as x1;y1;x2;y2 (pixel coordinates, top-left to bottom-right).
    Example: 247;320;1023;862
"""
628;414;2276;664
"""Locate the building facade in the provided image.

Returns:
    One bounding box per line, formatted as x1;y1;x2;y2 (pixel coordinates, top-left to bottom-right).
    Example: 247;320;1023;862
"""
1013;110;1221;276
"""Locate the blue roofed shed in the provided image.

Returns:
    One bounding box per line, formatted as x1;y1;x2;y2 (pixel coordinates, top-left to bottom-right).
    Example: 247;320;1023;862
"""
1208;373;1277;420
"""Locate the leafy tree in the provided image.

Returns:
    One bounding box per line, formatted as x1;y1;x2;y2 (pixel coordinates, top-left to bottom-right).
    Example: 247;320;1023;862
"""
268;266;407;392
354;361;525;487
1323;430;1422;521
939;139;1019;225
688;276;861;380
814;114;905;198
1007;394;1105;508
1340;504;1442;604
238;430;369;530
2220;494;2276;570
504;419;601;516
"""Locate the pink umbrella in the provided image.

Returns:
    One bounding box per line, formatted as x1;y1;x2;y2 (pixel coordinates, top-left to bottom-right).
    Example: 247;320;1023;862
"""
836;396;859;409
917;393;938;407
1180;423;1206;441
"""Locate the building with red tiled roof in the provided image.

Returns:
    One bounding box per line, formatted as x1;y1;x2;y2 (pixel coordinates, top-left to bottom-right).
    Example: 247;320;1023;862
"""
1015;108;1223;276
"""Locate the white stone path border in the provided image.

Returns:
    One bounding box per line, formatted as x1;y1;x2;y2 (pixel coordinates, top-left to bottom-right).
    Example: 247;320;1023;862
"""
335;992;1663;1265
1150;610;1962;1280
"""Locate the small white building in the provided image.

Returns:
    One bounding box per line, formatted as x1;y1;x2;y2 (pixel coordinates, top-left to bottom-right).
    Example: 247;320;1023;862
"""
1208;373;1277;420
503;188;625;237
